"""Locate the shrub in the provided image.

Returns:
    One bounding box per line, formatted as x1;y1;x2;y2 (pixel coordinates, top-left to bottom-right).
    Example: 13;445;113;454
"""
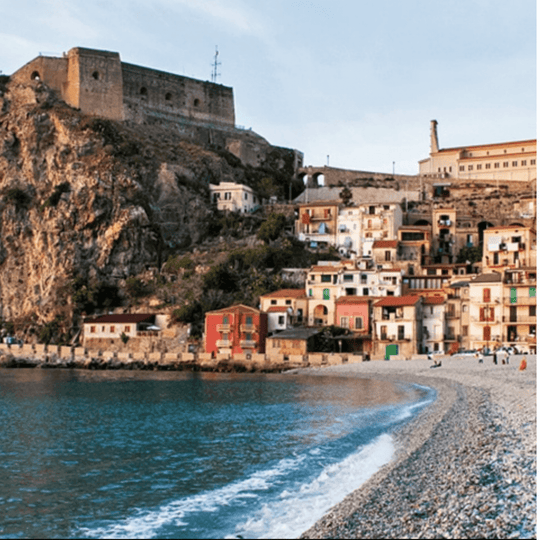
5;188;31;209
257;213;287;243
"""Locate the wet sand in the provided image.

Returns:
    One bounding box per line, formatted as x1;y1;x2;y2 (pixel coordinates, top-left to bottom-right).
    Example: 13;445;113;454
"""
296;356;536;539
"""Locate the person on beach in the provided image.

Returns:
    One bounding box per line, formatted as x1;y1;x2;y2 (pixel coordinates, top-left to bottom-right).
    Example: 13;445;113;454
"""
475;350;483;363
519;357;527;371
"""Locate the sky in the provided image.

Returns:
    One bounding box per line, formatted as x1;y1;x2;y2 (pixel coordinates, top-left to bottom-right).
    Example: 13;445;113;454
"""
0;0;536;175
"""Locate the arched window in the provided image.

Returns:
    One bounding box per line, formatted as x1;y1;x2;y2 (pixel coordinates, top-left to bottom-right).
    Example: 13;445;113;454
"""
194;98;200;107
92;71;100;80
31;71;40;81
223;315;229;325
140;87;148;97
165;92;172;101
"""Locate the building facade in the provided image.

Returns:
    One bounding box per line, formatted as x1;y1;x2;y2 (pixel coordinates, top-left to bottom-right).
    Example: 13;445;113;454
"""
209;182;259;213
419;120;536;182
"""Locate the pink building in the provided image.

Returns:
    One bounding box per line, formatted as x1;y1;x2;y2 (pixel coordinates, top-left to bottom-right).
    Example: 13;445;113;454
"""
335;296;373;354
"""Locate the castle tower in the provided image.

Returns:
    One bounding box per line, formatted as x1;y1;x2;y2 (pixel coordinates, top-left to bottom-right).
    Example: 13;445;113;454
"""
430;119;439;154
64;48;124;121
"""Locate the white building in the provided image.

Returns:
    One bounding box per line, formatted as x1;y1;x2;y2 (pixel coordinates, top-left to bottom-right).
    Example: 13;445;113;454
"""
421;296;446;353
209;182;259;213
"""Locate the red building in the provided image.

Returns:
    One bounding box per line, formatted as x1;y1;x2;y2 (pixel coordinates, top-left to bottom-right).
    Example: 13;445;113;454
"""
335;296;373;353
204;304;268;355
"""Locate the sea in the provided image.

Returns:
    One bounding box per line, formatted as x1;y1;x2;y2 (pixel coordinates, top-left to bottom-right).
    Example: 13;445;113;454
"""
0;369;435;539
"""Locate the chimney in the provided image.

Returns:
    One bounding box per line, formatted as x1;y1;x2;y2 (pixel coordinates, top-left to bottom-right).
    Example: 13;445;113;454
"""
430;120;439;154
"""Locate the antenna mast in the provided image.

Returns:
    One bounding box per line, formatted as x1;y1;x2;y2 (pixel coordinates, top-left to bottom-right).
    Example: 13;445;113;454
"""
211;46;221;83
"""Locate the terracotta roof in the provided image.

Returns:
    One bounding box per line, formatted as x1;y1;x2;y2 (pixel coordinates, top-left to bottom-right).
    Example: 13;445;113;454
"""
374;295;421;307
261;289;306;299
267;306;289;313
423;296;446;305
336;296;371;304
372;240;398;249
471;274;503;283
311;265;340;272
84;314;155;324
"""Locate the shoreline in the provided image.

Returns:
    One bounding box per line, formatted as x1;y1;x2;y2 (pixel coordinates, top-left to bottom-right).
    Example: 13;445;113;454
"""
296;357;536;539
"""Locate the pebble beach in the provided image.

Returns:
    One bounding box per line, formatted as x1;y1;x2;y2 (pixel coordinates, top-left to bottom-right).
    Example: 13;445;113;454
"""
298;355;536;539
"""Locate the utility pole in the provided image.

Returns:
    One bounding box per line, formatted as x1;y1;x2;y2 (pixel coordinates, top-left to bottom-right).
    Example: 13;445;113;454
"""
211;46;221;83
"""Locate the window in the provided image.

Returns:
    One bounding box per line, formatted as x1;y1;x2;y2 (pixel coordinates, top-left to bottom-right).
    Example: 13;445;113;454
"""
124;326;130;333
468;165;473;171
224;192;231;200
530;325;536;336
278;316;285;325
494;163;500;168
223;316;229;324
521;160;527;166
140;87;148;96
245;316;253;326
340;317;349;329
222;332;229;341
90;326;96;333
459;166;465;171
271;300;277;305
512;161;518;167
323;289;330;300
244;193;248;200
110;326;115;333
309;289;313;297
477;164;482;170
530;287;536;298
363;288;369;296
92;71;100;80
529;305;536;317
355;317;363;330
483;288;491;303
462;325;468;336
463;304;468;312
531;159;536;165
503;162;509;168
385;251;391;261
245;333;252;341
285;300;292;305
483;326;491;341
381;325;388;340
485;163;491;169
343;274;354;282
321;275;332;283
194;98;200;107
398;325;405;340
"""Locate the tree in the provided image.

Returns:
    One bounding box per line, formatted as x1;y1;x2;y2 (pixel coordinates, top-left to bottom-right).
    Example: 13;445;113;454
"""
257;213;287;243
457;245;482;264
339;187;353;206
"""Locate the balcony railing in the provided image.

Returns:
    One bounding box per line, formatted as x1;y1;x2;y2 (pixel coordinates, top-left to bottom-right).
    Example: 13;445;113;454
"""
216;340;231;348
502;296;536;305
240;340;257;348
240;324;255;333
217;324;231;332
502;316;536;324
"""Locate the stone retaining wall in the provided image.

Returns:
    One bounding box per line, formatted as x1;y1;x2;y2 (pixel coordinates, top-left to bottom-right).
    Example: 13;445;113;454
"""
0;343;376;370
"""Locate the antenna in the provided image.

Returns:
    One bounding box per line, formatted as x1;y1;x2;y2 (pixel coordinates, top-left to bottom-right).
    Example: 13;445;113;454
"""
211;46;221;83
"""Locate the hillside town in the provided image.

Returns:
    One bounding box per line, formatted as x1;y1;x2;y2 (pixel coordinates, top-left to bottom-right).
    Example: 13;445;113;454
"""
83;123;537;362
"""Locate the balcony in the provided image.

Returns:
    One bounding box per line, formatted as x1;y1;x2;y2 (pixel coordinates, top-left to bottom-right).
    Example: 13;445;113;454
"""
503;296;536;305
502;316;536;324
240;340;257;348
217;324;231;332
240;324;255;333
216;340;231;348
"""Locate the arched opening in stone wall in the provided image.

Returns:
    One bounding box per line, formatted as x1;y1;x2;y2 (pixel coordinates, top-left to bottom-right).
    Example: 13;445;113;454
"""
313;173;325;187
194;98;200;107
140;87;148;98
313;305;329;326
31;71;41;81
92;71;100;80
414;219;431;226
299;173;309;185
165;92;172;101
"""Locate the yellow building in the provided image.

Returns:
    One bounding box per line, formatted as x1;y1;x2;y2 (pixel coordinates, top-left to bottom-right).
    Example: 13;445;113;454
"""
482;226;536;272
419;120;536;182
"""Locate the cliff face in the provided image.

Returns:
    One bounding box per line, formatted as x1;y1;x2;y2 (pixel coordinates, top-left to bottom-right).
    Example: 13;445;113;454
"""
0;79;295;328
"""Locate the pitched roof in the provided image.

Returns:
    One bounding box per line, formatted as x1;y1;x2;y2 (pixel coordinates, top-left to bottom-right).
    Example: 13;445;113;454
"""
374;295;421;307
310;265;340;273
84;314;155;324
267;306;289;313
270;328;322;340
471;273;503;283
423;296;446;305
373;240;398;249
261;289;306;299
205;304;262;315
336;296;371;304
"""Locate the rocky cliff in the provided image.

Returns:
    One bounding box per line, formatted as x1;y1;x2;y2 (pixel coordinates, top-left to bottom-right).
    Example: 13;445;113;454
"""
0;78;300;333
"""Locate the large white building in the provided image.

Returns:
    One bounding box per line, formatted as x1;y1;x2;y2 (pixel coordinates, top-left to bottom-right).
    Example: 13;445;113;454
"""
209;182;260;213
418;120;536;182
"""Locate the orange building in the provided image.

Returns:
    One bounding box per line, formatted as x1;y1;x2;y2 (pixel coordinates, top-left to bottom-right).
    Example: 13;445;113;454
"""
204;305;268;356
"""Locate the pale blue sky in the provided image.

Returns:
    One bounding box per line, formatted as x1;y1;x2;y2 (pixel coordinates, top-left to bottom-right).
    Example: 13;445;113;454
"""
1;0;536;174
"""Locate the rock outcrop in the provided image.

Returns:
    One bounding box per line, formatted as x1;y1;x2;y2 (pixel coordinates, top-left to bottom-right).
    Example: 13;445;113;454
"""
0;78;297;330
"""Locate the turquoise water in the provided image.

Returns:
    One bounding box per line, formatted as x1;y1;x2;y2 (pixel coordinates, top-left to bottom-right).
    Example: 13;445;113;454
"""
0;370;435;539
